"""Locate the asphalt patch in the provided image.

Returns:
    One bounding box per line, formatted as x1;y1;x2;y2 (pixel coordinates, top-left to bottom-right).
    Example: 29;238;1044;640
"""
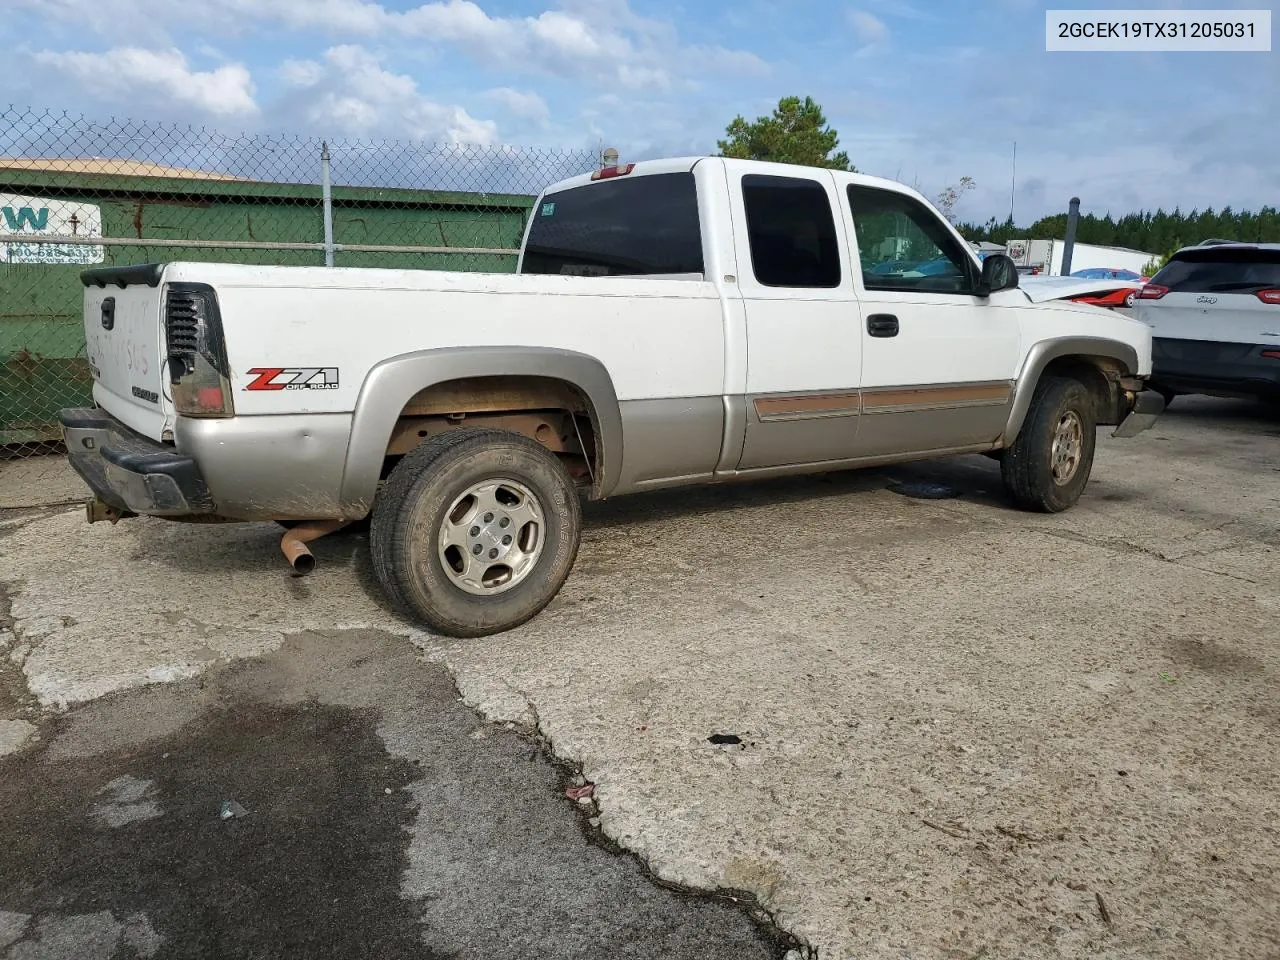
0;631;792;960
0;700;429;959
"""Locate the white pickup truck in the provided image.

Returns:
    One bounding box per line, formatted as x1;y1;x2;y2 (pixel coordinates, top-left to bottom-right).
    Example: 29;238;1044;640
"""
61;156;1163;636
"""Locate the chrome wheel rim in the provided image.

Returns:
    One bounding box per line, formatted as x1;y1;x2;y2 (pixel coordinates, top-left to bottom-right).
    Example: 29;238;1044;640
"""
1051;411;1084;484
437;478;544;596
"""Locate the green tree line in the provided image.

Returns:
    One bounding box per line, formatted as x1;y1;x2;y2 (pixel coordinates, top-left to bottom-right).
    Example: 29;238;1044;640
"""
958;206;1280;259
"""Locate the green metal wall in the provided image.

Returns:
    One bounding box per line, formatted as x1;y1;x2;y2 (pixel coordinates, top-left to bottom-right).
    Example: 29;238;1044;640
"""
1;168;533;444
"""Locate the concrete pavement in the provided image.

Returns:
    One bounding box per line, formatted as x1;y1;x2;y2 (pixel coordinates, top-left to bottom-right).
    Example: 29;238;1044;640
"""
0;631;788;959
2;396;1278;958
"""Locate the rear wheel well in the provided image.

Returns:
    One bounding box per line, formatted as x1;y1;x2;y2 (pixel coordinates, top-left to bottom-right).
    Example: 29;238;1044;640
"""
381;375;600;493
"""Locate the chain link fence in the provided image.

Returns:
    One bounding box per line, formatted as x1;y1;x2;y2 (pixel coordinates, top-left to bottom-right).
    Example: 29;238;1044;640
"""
0;105;598;458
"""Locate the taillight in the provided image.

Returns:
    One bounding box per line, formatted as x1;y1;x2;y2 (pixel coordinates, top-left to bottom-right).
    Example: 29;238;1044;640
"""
1137;284;1169;300
1256;289;1280;304
165;282;234;417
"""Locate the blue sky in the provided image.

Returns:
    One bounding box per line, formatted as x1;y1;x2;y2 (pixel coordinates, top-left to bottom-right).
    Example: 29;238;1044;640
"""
4;0;1277;223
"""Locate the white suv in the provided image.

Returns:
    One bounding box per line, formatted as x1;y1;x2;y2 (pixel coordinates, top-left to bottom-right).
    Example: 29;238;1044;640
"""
1134;242;1280;404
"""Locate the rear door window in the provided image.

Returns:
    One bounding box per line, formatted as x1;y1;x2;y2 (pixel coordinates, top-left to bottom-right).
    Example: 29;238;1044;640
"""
522;172;703;277
741;175;841;288
1153;248;1280;293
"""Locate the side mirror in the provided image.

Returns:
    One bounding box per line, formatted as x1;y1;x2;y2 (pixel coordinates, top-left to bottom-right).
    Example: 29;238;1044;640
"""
976;253;1019;297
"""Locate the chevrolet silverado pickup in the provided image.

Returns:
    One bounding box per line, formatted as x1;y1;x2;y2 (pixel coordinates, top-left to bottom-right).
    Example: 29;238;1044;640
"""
60;156;1164;637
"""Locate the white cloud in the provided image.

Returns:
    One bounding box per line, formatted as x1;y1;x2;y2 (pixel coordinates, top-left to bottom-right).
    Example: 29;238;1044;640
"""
617;64;670;90
258;0;388;33
286;45;499;144
14;0;767;92
848;10;890;45
530;10;606;57
279;58;324;88
864;0;934;21
693;46;772;79
30;47;257;117
398;0;515;47
397;3;653;86
483;88;550;123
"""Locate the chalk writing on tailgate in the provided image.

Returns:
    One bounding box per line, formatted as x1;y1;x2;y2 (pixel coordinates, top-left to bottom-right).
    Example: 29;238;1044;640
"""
82;265;172;441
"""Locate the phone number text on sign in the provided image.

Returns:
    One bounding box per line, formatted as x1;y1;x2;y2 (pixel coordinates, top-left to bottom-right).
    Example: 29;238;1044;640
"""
1046;10;1271;51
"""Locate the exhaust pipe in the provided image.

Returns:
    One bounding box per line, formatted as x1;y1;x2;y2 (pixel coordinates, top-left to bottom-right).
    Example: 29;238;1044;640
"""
86;498;134;524
279;519;350;575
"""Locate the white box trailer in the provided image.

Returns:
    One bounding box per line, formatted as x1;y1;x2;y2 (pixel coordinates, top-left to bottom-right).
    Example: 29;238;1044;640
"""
1005;238;1155;277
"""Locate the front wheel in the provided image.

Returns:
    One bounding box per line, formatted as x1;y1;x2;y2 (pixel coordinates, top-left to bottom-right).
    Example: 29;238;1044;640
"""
371;429;582;637
1000;376;1097;512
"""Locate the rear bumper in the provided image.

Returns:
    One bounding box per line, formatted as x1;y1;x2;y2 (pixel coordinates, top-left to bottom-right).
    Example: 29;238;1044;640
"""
1151;338;1280;400
59;407;215;516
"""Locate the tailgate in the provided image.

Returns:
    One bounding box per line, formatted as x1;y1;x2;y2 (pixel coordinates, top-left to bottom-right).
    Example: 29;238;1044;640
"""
83;267;171;440
1138;292;1280;345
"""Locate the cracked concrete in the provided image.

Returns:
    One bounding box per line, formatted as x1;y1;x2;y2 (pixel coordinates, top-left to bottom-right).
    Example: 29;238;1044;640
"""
1;396;1278;958
0;456;88;511
0;514;426;709
0;630;788;959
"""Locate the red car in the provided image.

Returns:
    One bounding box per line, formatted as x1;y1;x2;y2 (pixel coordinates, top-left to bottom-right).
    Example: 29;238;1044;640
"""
1068;282;1143;309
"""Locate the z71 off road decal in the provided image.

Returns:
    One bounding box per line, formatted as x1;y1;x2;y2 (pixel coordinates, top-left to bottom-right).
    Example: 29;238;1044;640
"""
245;367;340;391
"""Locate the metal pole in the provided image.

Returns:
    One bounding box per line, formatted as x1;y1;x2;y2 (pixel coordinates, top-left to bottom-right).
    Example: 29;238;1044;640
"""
321;141;334;267
1008;141;1017;226
1061;196;1080;277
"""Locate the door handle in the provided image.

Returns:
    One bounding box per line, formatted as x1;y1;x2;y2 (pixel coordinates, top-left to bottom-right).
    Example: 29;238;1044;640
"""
867;313;898;337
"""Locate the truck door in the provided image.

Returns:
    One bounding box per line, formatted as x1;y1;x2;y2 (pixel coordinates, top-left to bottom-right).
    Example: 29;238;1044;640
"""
841;183;1022;458
730;170;864;470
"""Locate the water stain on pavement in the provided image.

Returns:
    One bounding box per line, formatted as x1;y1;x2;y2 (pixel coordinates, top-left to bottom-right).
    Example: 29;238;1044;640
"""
0;698;428;959
0;630;791;960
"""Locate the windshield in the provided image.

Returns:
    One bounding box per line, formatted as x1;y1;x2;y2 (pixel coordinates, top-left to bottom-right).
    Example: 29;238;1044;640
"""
521;172;704;277
1152;248;1280;293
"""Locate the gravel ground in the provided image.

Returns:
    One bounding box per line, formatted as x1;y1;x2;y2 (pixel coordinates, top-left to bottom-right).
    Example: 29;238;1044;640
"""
1;396;1277;959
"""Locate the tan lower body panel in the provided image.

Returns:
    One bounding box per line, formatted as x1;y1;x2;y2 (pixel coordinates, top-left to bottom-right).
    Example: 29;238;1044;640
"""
742;381;1014;468
751;381;1013;420
860;381;1013;415
753;392;863;421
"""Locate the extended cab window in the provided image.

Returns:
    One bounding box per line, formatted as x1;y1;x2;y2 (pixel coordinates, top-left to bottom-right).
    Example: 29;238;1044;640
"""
742;175;841;288
521;172;703;277
1151;247;1280;293
847;185;975;294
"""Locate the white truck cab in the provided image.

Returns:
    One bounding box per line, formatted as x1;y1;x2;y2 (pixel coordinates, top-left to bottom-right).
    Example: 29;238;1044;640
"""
61;156;1164;636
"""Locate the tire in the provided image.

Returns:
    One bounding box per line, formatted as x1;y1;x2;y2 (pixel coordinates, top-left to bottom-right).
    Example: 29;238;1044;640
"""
1000;376;1097;513
1124;291;1136;308
370;428;581;637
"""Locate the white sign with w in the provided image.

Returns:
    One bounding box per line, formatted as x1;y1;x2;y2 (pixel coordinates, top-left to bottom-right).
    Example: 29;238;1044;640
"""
0;193;105;265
